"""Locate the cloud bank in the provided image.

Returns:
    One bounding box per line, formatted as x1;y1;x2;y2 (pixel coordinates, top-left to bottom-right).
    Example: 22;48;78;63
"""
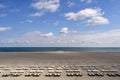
1;28;120;47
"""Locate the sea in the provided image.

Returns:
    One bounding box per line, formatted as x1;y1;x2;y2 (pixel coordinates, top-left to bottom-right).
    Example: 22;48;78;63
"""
0;47;120;52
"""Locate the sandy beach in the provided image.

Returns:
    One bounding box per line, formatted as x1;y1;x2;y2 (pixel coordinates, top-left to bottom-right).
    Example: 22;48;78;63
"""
0;51;120;80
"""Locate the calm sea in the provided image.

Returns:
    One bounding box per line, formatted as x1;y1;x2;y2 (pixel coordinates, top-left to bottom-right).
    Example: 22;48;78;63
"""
0;47;120;52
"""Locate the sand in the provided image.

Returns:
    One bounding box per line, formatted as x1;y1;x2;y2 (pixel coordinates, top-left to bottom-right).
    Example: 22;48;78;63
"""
0;51;119;80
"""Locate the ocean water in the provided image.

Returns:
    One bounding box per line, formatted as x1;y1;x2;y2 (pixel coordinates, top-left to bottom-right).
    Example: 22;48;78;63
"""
0;47;120;52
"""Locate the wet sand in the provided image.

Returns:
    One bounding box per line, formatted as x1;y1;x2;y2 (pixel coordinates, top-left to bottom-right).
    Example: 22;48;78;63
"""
0;51;119;80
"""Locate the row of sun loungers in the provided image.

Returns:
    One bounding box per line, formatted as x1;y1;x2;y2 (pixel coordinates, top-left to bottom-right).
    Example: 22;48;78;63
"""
46;73;61;77
67;73;82;76
0;65;120;77
25;73;41;77
87;72;120;77
2;72;120;77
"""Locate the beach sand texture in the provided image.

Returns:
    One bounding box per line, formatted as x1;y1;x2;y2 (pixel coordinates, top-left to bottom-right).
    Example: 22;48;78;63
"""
0;52;119;80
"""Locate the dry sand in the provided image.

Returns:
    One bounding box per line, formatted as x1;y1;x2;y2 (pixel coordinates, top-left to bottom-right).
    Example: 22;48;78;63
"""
0;51;119;80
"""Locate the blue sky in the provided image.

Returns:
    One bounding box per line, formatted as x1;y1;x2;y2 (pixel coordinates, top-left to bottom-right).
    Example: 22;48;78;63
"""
0;0;120;47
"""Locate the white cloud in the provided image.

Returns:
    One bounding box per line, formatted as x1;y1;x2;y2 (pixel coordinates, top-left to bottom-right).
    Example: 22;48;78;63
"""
0;27;11;31
0;4;5;9
60;27;69;34
65;8;103;20
87;16;109;25
23;31;53;38
65;8;109;25
80;0;93;3
30;12;43;17
31;0;60;12
41;32;54;38
20;20;33;24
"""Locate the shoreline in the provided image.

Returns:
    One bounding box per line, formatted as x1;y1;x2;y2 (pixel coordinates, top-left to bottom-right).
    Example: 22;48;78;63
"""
1;51;120;53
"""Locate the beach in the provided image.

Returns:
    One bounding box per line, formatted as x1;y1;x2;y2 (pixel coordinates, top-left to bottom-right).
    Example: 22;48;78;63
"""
0;51;120;80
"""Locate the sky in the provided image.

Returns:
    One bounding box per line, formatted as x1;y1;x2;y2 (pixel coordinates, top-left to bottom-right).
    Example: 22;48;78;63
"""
0;0;120;47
